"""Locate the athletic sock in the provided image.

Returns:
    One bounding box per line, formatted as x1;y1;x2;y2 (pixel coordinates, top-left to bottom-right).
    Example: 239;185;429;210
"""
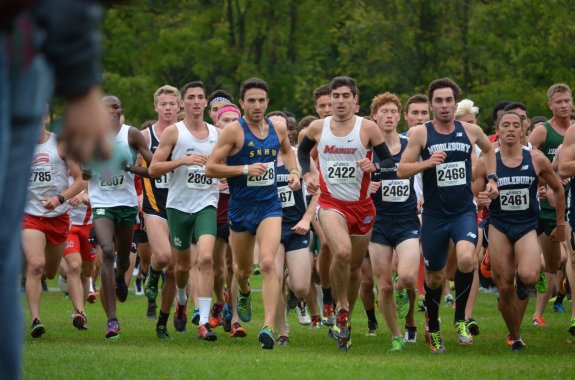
149;266;161;277
454;269;474;322
365;308;377;324
555;291;565;305
88;276;95;293
176;286;187;306
424;283;442;332
157;311;169;327
322;287;334;306
199;297;212;325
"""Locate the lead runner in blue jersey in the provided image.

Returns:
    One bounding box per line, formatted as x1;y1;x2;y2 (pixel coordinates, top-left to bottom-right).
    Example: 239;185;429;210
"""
368;92;420;351
475;111;564;351
398;78;498;354
205;78;301;349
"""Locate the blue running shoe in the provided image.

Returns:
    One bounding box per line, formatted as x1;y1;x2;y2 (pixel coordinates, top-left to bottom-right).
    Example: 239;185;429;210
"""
259;326;275;349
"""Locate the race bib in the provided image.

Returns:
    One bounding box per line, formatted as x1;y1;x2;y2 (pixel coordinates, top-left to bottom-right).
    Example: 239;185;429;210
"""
499;188;529;211
247;162;275;187
99;174;127;190
187;167;213;189
155;172;172;189
381;179;410;202
326;161;356;184
29;164;53;188
278;185;295;208
436;161;466;187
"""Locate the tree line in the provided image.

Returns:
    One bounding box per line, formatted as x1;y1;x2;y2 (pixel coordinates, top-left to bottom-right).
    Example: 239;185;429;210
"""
101;0;575;132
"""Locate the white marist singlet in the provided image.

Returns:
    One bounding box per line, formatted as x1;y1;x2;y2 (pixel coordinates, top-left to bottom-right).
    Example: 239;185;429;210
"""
25;132;70;217
318;116;372;201
88;124;137;208
166;121;219;213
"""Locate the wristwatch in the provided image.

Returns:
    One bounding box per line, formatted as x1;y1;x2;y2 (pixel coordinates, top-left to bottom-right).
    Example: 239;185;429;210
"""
57;194;66;204
243;164;249;175
486;173;498;183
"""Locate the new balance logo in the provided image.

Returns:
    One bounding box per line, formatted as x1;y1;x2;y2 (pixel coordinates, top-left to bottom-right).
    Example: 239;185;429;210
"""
466;232;477;239
411;230;419;235
521;165;529;171
456;132;463;137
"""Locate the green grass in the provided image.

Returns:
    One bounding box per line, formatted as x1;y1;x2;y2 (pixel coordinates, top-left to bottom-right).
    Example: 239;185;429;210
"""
23;276;575;379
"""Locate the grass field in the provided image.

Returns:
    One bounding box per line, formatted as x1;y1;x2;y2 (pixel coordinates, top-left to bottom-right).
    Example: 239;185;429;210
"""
23;276;575;380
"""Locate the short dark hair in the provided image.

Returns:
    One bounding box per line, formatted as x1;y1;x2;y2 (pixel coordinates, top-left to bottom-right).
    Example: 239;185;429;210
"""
180;81;205;98
427;78;462;103
207;89;234;105
405;94;429;113
283;110;296;120
491;100;511;124
240;77;268;100
265;111;288;122
298;115;317;131
504;101;527;113
313;84;331;102
496;111;522;128
329;76;358;97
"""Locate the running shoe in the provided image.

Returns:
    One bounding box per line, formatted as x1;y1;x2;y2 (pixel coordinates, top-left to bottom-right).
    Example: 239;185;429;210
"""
532;315;547;327
259;326;275;349
444;294;454;307
237;292;252;322
87;292;97;304
191;307;200;326
135;278;144;296
209;303;224;328
322;303;335;326
156;324;172;340
252;264;261;275
115;276;128;303
41;278;49;292
535;272;547;293
455;320;473;345
72;311;88;330
144;269;161;301
198;322;217;341
394;287;410;319
511;338;526;353
333;309;350;340
278;335;289;347
428;331;445;354
296;302;311;325
147;301;157;320
466;318;480;336
568;318;575;335
223;303;233;332
553;303;566;313
230;322;247;338
30;318;45;338
58;275;68;293
404;326;417;343
390;335;405;352
105;319;120;339
173;302;188;332
366;320;378;337
311;315;321;329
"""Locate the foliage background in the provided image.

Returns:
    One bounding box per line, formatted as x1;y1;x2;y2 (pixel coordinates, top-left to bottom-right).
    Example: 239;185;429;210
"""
101;0;575;132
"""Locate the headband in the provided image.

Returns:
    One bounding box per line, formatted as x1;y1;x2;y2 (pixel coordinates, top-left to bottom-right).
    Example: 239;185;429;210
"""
217;105;241;120
208;97;231;106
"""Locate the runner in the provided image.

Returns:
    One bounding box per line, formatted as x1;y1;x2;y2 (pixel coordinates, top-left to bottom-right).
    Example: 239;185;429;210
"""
397;77;498;353
474;111;565;351
87;95;153;339
298;76;394;350
205;78;301;349
149;81;219;341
